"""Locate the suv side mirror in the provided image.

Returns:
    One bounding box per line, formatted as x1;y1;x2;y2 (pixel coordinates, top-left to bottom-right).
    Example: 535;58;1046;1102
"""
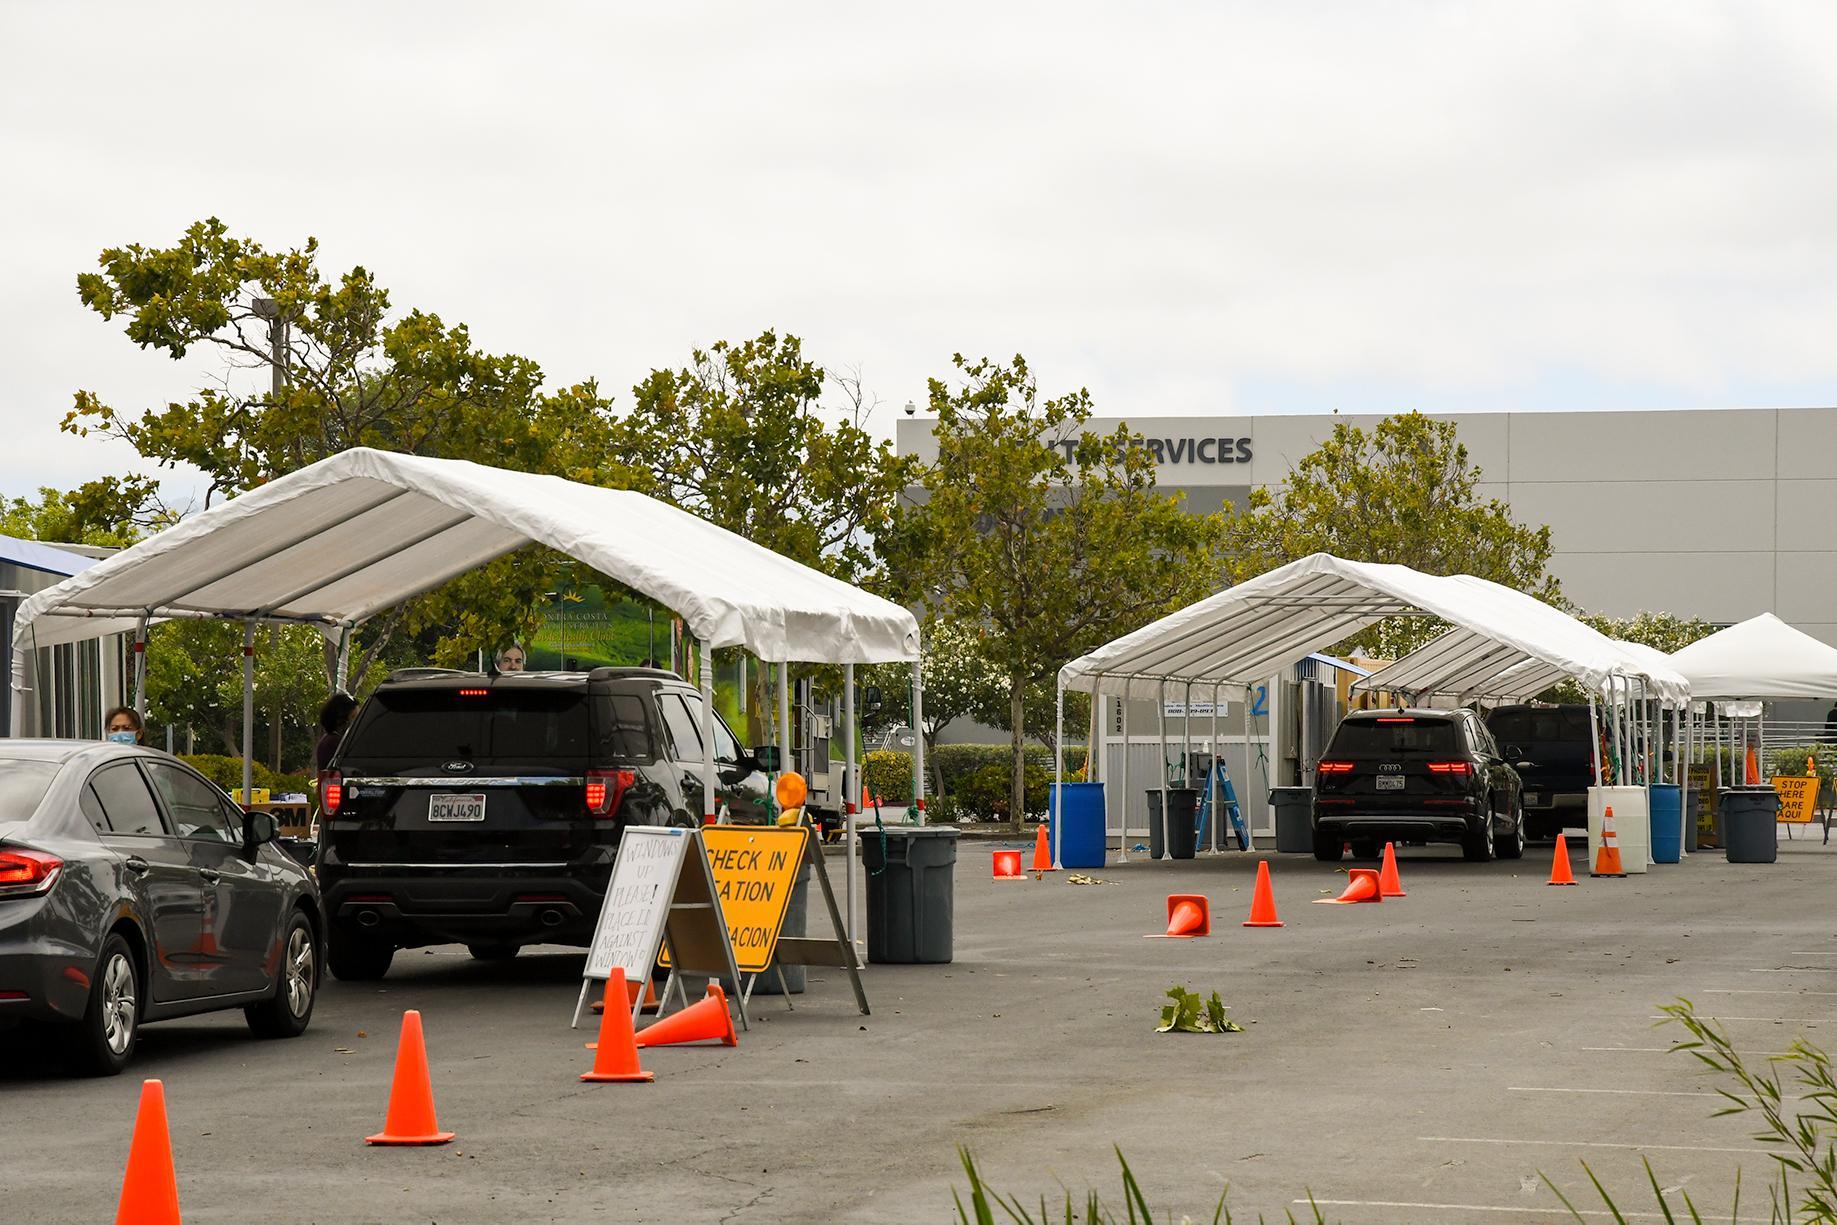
243;811;280;853
752;745;782;773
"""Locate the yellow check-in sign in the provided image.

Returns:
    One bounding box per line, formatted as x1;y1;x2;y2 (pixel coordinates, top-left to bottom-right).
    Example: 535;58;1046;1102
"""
1773;775;1821;824
659;826;807;974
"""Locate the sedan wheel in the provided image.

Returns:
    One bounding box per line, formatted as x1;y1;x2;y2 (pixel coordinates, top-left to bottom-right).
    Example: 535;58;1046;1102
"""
64;932;139;1076
246;912;318;1039
101;948;137;1056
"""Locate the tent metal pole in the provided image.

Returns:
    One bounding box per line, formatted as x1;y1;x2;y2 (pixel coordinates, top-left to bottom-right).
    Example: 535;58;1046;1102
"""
700;640;718;821
1181;680;1192;789
1053;677;1064;868
1210;681;1221;853
777;661;791;783
240;622;256;804
1157;679;1169;861
131;616;148;717
843;662;857;952
1589;692;1602;786
911;652;925;817
334;624;352;692
1118;686;1129;864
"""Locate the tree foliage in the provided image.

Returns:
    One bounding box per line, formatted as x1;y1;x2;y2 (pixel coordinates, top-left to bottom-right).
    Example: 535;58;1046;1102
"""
0;476;168;548
1225;411;1562;657
1580;610;1718;654
898;355;1229;826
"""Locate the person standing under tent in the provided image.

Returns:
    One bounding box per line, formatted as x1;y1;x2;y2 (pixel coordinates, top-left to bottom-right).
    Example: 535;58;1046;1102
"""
315;692;358;773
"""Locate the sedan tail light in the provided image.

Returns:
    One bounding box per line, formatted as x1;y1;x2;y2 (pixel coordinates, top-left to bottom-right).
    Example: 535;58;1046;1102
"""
0;847;62;899
320;771;343;816
586;768;636;818
1316;761;1354;774
1427;761;1473;776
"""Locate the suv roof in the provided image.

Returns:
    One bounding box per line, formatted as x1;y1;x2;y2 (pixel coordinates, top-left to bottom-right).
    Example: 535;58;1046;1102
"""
377;666;690;689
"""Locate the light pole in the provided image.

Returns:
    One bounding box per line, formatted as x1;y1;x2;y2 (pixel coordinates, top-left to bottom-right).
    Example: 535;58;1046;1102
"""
251;298;290;771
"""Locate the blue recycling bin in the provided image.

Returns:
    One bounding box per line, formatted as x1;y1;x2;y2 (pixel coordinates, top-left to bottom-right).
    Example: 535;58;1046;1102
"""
1649;783;1682;864
1048;782;1107;869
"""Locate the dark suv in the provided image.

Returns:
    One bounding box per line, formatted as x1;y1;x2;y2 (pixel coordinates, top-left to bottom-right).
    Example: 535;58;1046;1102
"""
318;667;770;981
1484;704;1593;840
1311;709;1526;862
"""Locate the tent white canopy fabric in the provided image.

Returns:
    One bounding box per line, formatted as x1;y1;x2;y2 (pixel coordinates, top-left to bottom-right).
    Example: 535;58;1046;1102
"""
1354;629;1689;707
1057;553;1687;703
9;447;918;665
1668;613;1837;700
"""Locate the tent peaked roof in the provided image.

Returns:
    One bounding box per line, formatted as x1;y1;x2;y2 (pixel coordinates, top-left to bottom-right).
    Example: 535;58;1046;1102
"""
1668;613;1837;699
1059;553;1687;702
10;448;917;664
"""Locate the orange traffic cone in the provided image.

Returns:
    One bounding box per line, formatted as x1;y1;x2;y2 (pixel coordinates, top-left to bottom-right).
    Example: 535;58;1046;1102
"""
636;983;738;1048
1592;807;1626;878
115;1079;180;1225
365;1010;455;1145
1314;867;1383;904
1745;745;1760;785
1378;842;1406;898
1147;893;1210;938
992;849;1023;880
1030;824;1056;872
1547;832;1578;886
581;970;654;1083
591;975;661;1015
1242;861;1284;928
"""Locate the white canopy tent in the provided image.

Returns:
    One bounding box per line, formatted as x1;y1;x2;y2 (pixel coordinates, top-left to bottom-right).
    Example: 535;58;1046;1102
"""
1055;554;1687;864
1669;614;1837;700
10;447;922;944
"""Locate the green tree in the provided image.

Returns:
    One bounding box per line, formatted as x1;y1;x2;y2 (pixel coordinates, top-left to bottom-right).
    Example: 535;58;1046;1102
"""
65;218;635;686
861;616;1007;795
1;476;167;547
1580;610;1718;654
898;355;1229;829
1225;411;1562;657
615;330;915;742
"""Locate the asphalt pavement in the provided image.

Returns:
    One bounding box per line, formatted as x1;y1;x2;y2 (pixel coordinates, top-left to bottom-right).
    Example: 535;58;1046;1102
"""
8;830;1836;1223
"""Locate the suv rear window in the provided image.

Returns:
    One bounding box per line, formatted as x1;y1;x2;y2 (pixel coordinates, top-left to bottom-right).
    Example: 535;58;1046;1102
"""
1329;716;1461;756
341;689;597;763
1488;707;1591;745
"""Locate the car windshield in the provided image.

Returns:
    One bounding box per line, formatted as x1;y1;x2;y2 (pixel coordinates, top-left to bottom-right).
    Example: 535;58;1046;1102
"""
340;689;592;763
0;760;59;820
1330;717;1460;756
1489;707;1592;745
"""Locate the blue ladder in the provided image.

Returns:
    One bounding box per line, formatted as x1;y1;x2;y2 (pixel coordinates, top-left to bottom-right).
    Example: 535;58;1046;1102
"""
1195;761;1252;851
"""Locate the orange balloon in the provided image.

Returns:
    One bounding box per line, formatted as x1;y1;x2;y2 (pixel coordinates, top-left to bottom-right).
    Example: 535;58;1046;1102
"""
775;771;807;810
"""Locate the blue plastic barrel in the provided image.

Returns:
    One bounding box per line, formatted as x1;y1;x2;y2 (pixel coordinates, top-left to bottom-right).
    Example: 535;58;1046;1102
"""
1049;782;1107;868
1649;783;1682;864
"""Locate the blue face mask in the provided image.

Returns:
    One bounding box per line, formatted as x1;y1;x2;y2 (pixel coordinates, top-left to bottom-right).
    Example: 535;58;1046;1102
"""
107;730;137;744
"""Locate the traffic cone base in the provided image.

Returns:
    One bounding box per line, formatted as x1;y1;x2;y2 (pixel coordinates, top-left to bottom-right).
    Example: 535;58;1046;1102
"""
1314;867;1383;904
582;970;654;1083
1378;842;1406;897
636;983;738;1048
1547;832;1578;886
116;1079;181;1225
992;849;1023;880
365;1010;455;1145
1592;806;1627;878
1243;860;1284;927
1146;893;1210;938
1030;824;1056;871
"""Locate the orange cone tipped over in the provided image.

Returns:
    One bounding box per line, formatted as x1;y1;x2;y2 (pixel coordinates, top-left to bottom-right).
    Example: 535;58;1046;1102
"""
992;849;1023;880
1378;842;1406;897
1146;894;1210;938
582;969;654;1083
1314;867;1383;904
1242;861;1284;927
365;1010;455;1145
115;1079;181;1225
635;983;738;1048
1547;833;1578;886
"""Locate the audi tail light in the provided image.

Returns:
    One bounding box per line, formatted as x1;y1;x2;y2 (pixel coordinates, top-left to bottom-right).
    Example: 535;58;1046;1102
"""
321;771;343;815
1316;761;1355;774
587;768;636;818
1427;761;1473;776
0;847;62;898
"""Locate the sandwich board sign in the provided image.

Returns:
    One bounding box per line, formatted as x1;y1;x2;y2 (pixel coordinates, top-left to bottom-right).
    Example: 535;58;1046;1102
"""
1773;774;1821;824
661;826;804;973
571;825;747;1031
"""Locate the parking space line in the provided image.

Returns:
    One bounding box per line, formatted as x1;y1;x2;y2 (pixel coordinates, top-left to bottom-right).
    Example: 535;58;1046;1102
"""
1649;1015;1831;1023
1305;1200;1769;1221
1788;952;1837;957
1420;1136;1772;1155
1704;988;1837;996
1509;1085;1720;1098
1749;967;1834;973
1583;1045;1791;1056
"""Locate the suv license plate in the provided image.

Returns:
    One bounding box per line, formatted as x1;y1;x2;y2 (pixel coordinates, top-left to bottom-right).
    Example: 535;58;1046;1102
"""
1375;775;1405;792
1523;791;1542;807
428;793;487;822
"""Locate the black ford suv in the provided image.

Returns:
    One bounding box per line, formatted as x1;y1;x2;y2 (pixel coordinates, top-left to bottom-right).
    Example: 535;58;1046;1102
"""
1484;703;1594;841
317;667;770;981
1311;708;1526;863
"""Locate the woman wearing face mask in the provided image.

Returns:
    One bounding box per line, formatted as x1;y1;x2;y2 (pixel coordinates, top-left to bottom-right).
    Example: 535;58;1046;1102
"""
104;707;145;746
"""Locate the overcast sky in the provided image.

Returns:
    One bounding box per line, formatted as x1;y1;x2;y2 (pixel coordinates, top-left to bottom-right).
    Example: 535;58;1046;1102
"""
3;2;1835;506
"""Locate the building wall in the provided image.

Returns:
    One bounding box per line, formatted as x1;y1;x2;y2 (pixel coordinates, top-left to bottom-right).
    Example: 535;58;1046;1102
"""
897;406;1837;644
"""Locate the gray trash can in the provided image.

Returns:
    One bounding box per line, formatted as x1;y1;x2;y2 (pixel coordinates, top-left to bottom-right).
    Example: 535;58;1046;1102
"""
1145;788;1199;859
1271;786;1314;853
859;827;957;964
750;856;812;995
1722;787;1779;863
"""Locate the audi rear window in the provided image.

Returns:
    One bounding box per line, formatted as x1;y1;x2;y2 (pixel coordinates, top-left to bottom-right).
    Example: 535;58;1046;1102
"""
1329;717;1461;756
0;761;58;820
340;689;593;762
1488;708;1592;745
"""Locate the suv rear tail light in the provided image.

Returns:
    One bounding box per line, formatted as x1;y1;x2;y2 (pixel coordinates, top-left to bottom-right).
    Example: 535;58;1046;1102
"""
321;771;343;816
0;847;62;898
1316;761;1354;774
1427;761;1473;776
586;768;636;818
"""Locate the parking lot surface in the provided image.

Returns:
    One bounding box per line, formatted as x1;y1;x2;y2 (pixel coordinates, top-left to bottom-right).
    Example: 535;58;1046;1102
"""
8;834;1834;1223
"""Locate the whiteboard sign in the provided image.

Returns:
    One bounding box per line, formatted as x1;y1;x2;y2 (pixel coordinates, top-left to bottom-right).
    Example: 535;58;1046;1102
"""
584;826;691;984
